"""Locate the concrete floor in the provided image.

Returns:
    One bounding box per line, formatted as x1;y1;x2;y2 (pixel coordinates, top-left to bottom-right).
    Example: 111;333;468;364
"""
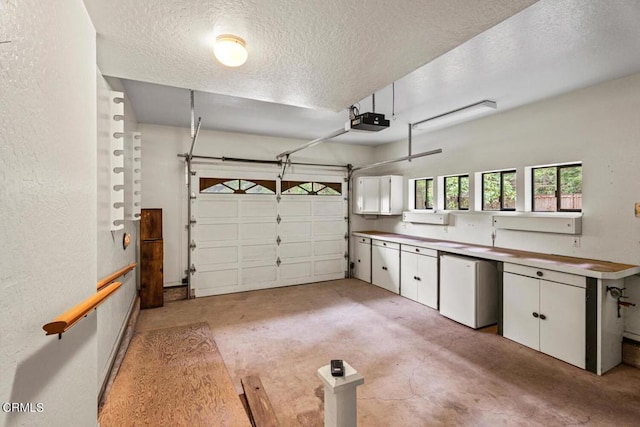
136;279;640;426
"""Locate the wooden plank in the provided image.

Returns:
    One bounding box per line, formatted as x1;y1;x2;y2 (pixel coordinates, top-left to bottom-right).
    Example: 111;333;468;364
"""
99;323;250;426
241;375;280;427
140;240;163;309
141;208;163;240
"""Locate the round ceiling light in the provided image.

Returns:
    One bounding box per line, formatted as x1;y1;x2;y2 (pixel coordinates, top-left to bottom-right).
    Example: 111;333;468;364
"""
213;35;248;67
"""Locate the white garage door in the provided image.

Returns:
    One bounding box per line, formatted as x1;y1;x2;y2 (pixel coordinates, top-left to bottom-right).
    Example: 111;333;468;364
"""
192;169;346;297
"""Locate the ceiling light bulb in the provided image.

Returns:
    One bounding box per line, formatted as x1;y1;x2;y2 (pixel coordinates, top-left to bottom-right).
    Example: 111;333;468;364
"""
213;35;248;67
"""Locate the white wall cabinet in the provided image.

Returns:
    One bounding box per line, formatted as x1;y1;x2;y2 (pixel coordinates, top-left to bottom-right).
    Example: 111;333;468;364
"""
503;265;586;369
354;175;403;215
400;245;438;309
353;237;371;283
371;240;400;294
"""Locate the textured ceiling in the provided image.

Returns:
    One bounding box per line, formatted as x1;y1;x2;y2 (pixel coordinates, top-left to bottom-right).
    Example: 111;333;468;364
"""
84;0;535;111
120;0;640;146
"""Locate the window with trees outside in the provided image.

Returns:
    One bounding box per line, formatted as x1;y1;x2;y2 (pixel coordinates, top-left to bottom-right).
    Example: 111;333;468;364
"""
281;181;341;196
532;164;582;212
414;178;434;210
444;175;469;210
199;178;276;194
482;170;516;211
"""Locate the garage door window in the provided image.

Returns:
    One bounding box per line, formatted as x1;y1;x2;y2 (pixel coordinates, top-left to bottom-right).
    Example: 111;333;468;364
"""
281;181;341;196
200;178;276;194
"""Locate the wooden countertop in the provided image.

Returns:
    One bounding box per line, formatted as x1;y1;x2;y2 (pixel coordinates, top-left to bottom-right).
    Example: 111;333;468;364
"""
353;230;640;280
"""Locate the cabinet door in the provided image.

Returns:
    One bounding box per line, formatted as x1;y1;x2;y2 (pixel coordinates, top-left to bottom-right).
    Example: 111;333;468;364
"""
380;176;391;214
400;251;418;301
372;245;400;294
416;255;438;309
354;241;371;283
503;272;539;351
539;280;586;368
360;177;380;213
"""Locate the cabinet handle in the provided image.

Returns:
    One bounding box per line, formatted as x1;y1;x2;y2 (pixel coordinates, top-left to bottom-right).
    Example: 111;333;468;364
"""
382;266;388;270
383;242;387;246
536;271;543;277
415;248;420;252
532;312;539;318
358;259;361;263
416;276;421;281
539;314;546;320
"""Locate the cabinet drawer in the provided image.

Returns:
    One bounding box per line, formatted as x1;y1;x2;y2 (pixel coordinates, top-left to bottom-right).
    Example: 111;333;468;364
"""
401;244;437;258
504;263;585;288
372;240;399;250
356;237;371;244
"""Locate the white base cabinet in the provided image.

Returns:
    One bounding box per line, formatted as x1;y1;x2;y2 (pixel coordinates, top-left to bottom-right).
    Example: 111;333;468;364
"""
371;240;400;294
353;237;371;283
400;245;438;309
503;265;586;369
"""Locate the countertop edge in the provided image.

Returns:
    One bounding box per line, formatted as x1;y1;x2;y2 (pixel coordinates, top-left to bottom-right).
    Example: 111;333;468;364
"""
352;231;640;280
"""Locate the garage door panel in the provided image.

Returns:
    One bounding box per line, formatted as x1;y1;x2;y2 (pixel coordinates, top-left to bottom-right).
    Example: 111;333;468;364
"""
242;244;277;262
198;223;238;242
279;200;312;217
280;261;312;280
199;200;238;218
198;246;238;265
280;241;312;259
241;200;277;218
313;200;343;216
197;269;238;290
314;259;344;276
313;220;345;236
242;265;278;285
314;240;344;256
241;223;277;240
279;221;312;238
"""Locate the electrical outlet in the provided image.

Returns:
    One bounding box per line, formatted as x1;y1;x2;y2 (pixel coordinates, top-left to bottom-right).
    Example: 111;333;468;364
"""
572;237;580;248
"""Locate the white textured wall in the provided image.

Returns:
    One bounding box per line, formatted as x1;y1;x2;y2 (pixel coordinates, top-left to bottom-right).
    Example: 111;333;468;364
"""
0;2;98;426
362;72;640;336
140;124;375;287
95;73;138;392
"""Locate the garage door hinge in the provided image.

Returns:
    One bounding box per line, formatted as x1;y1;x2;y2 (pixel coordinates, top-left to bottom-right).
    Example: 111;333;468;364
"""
344;233;348;239
276;214;281;224
276;194;281;203
190;218;197;225
189;264;196;274
344;252;348;259
190;241;196;250
276;236;281;245
276;257;281;267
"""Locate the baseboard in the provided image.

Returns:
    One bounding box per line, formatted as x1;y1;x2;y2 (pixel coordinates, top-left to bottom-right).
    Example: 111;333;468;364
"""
98;296;141;408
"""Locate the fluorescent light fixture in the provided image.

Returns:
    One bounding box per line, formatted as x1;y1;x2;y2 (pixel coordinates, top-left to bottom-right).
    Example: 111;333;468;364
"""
412;100;497;131
213;35;248;67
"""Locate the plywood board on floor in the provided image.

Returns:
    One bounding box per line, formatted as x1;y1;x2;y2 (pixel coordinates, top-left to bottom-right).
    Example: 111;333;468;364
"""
99;322;250;426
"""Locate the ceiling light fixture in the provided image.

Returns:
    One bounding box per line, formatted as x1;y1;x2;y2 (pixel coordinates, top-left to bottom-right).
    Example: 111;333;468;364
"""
213;35;248;67
412;100;497;131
